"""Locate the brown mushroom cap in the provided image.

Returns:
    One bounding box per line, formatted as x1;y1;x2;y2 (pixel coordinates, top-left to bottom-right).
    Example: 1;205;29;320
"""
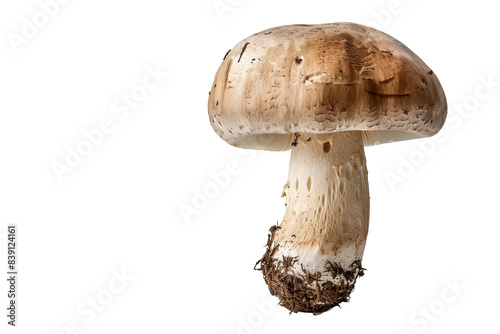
208;22;447;150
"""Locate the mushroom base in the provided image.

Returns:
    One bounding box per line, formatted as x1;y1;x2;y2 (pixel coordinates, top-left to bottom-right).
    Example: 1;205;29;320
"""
255;226;365;315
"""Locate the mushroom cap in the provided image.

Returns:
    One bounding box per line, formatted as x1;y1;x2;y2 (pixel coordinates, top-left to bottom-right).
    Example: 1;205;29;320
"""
208;22;447;151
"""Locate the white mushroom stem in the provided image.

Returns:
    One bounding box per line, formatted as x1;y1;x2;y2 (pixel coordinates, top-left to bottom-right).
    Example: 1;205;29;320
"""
257;131;371;313
276;131;370;274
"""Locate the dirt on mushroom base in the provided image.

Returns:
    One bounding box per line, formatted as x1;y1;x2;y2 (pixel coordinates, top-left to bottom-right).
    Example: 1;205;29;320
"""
254;225;365;315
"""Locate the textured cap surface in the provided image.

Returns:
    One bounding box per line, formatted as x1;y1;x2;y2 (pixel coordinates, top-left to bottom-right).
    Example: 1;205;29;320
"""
208;23;447;150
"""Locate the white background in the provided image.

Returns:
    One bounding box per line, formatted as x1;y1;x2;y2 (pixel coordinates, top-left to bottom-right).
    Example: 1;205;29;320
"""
1;0;499;333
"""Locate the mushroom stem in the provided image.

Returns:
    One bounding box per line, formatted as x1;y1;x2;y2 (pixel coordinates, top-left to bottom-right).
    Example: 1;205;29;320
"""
257;131;370;314
282;131;370;264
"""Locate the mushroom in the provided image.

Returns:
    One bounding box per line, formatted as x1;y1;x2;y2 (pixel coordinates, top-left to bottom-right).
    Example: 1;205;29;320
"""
208;23;447;314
